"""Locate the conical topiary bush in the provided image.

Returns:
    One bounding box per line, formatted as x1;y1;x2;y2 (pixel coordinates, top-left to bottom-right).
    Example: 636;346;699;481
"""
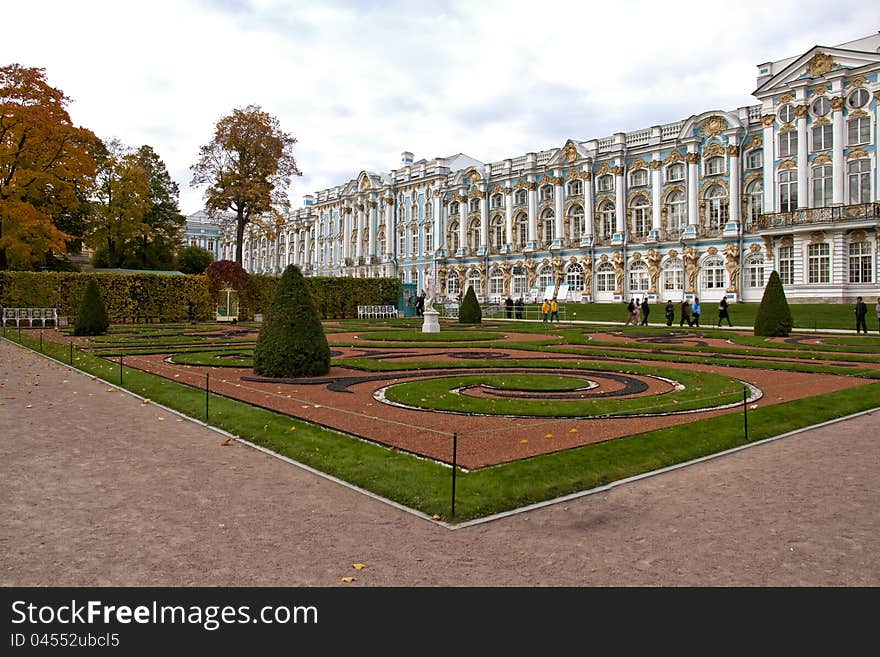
73;279;109;336
458;285;482;324
253;264;330;377
754;270;793;337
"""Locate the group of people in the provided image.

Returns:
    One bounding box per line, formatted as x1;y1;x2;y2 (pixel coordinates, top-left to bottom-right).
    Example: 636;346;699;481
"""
624;298;651;326
541;297;560;322
854;296;880;334
624;296;734;328
504;296;526;319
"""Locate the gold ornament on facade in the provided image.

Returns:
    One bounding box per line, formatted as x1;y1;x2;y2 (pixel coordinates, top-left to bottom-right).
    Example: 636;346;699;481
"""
356;203;365;212
563;140;579;163
651;160;662;170
722;242;740;293
794;105;809;119
850;229;867;243
611;251;625;295
610;166;624;176
683;246;700;294
813;116;830;126
468;170;481;183
874;90;880;102
524;259;538;287
811;153;832;165
359;177;371;190
761;114;776;128
726;145;740;157
810;231;825;244
629;157;649;170
779;235;792;247
646;249;661;294
749;243;762;253
663;150;684;165
368;201;377;209
596;162;612;176
847;76;867;88
830;96;845;111
343;206;353;214
811;85;830;96
707;246;718;256
777;159;797;170
540;176;563;186
383;197;394;206
848;108;868;118
847;148;869;160
701;115;727;137
685;152;700;164
468;186;486;199
668;249;678;258
702;142;725;158
807;52;835;77
599;253;609;262
779;123;795;133
779;93;794;104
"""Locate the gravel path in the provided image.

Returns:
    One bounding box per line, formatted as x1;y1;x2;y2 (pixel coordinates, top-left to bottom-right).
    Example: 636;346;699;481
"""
2;337;878;586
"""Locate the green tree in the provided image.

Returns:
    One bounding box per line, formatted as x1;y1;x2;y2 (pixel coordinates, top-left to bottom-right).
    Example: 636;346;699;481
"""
754;270;794;337
253;264;330;378
73;278;109;335
458;285;482;324
0;64;97;270
190;105;301;265
177;244;215;274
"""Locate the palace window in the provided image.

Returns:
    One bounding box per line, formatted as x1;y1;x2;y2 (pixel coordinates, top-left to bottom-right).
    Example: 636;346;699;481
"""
746;254;765;288
491;193;503;209
704;157;724;176
425;202;433;222
598;201;615;240
446;271;460;296
811;96;830;117
812;165;833;208
512;265;527;297
808;242;830;284
424;224;433;253
848;117;870;146
778;104;795;124
397;206;405;223
596;262;615;292
377;228;386;254
811;124;832;151
566;263;585;292
469;198;480;213
597;174;614;192
745;150;763;170
515;212;528;248
662;257;683;293
540;185;553;202
778;245;794;286
397;231;405;257
779;170;798;213
447;221;459;253
489;267;504;295
467;269;481;295
567;179;583;197
538;265;554;293
629;260;649;294
666;163;685;182
540;209;554;246
467;218;480;252
705;185;729;231
848;241;873;283
666;190;686;233
779;131;798;157
490;215;504;251
701;256;726;289
631;196;650;239
449;201;460;217
630;169;648;187
848;159;871;204
514;189;527;205
410;225;419;256
847;88;869;110
746;180;763;229
569;204;585;241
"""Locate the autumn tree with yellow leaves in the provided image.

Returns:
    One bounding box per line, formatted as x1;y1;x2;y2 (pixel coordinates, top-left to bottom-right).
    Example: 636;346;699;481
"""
190;105;301;265
0;64;97;270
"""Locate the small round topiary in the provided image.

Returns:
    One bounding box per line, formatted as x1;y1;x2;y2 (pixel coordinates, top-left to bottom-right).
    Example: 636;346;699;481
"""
253;264;331;377
458;285;482;325
73;279;110;336
754;270;794;337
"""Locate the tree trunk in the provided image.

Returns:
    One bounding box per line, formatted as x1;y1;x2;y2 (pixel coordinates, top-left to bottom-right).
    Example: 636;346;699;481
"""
235;207;246;266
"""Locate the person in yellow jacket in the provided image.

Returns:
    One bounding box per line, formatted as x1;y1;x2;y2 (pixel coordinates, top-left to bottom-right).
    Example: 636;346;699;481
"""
550;297;559;322
541;298;550;322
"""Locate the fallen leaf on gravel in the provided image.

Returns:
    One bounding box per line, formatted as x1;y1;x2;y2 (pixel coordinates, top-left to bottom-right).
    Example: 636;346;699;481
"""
519;439;528;444
569;428;578;433
219;523;225;528
158;417;165;421
142;399;151;405
290;426;296;431
340;577;356;583
220;438;232;446
544;434;553;439
352;563;367;570
432;514;441;520
176;419;183;423
25;404;32;408
750;404;758;410
106;388;114;392
415;557;423;562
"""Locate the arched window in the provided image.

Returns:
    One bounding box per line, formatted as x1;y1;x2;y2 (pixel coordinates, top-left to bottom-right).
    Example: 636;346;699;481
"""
540;208;554;246
662;257;683;295
567;179;583;197
702;255;725;289
597;174;614;192
467;217;480;252
746;180;763;228
424;223;433;253
666;190;686;234
566;262;584;292
629;260;649;294
396;230;405;257
779;170;797;212
397;206;405;223
596;262;616;292
745;254;765;288
377;227;386;254
514;189;527;205
425;202;433;222
469;197;480;213
466;268;481;295
848;160;870;204
666;163;685;182
449;201;460;217
489;267;504;296
491;193;503;209
538;264;554;293
705;185;729;231
490;215;504;251
598;201;615;240
812;165;833;207
704;156;724;176
569;204;585;241
446;271;460;296
539;185;553;202
630;195;650;239
512;265;527;297
515;212;528;248
447;221;459;253
630;169;648;187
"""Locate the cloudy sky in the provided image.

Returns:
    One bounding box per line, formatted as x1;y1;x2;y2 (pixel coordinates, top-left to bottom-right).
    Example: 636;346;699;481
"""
3;0;877;214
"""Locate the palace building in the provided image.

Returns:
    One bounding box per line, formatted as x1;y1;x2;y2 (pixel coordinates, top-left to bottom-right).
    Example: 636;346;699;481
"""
220;34;880;304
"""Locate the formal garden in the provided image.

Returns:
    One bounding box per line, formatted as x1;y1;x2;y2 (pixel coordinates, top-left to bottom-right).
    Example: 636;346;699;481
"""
3;268;880;523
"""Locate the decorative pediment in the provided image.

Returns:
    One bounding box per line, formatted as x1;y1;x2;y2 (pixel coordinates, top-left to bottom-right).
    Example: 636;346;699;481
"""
629;157;649;170
755;45;880;97
701;115;728;138
548;139;589;166
812;153;832;165
678;110;743;140
702;142;726;158
663;150;685;165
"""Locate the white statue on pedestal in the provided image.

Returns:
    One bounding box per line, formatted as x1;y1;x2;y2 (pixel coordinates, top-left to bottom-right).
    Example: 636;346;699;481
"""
421;268;440;333
424;269;435;312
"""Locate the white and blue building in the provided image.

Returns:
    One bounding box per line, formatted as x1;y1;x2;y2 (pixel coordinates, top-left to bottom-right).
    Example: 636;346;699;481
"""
184;210;221;260
223;34;880;303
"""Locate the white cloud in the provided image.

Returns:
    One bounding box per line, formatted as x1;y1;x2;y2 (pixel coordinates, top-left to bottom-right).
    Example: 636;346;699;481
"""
2;0;876;214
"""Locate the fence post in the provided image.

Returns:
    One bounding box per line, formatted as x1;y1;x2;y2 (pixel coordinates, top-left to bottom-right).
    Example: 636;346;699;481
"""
743;387;749;442
70;342;73;365
206;372;210;421
39;330;43;352
451;432;458;519
119;354;123;386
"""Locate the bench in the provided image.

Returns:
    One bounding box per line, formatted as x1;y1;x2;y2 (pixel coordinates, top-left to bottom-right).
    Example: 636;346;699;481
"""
1;307;59;327
357;305;398;319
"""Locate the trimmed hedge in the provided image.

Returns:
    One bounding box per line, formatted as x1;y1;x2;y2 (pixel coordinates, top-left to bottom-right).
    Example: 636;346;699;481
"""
0;271;401;322
73;279;109;335
754;270;794;337
458;285;482;324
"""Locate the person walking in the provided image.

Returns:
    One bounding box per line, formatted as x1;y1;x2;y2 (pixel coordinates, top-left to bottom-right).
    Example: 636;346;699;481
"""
515;297;524;319
717;297;732;327
855;296;868;334
691;297;702;327
625;298;636;326
665;300;675;327
640;298;650;326
504;296;514;319
550;297;560;323
680;299;692;327
541;298;550;323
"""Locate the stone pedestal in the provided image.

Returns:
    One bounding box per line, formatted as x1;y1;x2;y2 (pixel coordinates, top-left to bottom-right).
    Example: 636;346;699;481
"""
422;309;440;333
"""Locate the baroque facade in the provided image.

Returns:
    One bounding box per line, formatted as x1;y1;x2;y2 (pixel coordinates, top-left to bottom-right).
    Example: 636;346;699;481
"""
221;34;880;303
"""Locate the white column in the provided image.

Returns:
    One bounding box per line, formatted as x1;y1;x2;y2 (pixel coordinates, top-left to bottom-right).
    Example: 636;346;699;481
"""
367;202;376;264
342;208;351;260
355;204;364;260
458;194;467;254
582;173;593;239
303;226;312;268
504;189;513;246
479;188;488;250
686;153;699;228
762;115;775;213
832;96;845;205
614;167;626;234
384;199;394;257
432;194;442;254
553;177;564;245
651;161;662;233
527;184;537;246
796;105;809;208
729;144;741;225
